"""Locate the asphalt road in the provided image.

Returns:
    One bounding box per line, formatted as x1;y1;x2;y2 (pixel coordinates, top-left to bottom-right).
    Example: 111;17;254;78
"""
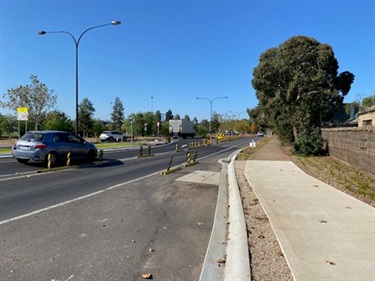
0;137;252;280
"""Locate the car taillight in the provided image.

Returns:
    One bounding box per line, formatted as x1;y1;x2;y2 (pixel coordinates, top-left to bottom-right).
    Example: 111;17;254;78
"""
35;143;48;149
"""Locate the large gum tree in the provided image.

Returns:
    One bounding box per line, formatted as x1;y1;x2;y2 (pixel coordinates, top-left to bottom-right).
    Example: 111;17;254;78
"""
252;35;354;154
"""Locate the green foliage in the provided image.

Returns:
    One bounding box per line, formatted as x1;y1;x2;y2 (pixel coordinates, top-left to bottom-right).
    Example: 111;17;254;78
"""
362;94;375;109
0;114;17;137
43;110;74;132
248;106;268;130
92;119;105;138
0;74;57;130
211;112;222;133
219;119;251;134
110;97;125;130
196;123;209;137
160;120;170;136
78;98;95;137
252;35;354;154
344;94;374;115
165;109;173;121
292;128;323;156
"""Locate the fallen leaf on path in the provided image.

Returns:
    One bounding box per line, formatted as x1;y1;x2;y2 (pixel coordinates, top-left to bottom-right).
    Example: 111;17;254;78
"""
142;273;153;279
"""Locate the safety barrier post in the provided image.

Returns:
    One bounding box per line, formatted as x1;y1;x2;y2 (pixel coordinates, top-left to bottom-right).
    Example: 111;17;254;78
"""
249;139;256;148
193;151;198;163
167;156;174;172
186;152;191;164
47;153;51;170
160;155;182;175
139;145;143;157
185;150;199;166
99;150;104;161
66;152;71;167
148;145;152;156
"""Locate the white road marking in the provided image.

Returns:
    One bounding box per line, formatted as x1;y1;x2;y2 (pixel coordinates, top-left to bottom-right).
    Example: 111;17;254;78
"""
0;145;239;226
0;171;159;226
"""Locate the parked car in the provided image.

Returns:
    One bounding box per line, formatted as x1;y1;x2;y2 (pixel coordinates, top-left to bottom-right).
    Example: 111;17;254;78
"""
12;131;98;167
257;131;264;137
99;131;127;142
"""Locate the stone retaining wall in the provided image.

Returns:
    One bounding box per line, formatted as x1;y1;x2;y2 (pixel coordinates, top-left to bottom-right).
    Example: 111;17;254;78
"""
321;127;375;176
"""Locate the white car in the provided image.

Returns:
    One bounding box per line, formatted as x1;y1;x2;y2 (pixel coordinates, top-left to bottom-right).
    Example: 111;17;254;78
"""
257;131;264;137
99;131;127;142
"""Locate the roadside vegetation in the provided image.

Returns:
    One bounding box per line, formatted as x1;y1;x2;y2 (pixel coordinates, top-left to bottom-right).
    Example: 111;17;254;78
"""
250;35;355;156
237;136;375;207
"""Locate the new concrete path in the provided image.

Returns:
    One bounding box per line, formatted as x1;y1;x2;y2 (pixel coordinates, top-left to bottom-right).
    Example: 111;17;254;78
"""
244;138;375;281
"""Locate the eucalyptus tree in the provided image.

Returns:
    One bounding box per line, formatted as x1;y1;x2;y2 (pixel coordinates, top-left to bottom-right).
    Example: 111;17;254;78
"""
252;35;354;154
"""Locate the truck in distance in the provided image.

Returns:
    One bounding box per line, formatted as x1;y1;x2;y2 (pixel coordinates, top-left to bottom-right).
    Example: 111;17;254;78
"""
169;119;195;139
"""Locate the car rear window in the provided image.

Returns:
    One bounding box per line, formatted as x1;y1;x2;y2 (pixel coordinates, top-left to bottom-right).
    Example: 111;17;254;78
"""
20;132;44;142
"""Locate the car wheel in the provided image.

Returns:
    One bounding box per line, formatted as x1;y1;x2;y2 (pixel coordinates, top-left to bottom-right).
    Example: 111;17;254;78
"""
123;137;127;141
17;158;29;164
45;152;58;168
85;150;96;163
109;137;114;142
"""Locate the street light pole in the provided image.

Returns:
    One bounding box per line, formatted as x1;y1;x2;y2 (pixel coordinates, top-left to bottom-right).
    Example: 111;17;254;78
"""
229;111;246;119
196;96;228;140
38;21;121;135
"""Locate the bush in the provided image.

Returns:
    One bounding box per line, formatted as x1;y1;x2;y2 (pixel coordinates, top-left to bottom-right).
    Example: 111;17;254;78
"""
293;128;323;156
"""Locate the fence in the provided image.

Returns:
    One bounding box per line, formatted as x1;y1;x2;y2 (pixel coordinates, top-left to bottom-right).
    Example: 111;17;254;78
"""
321;127;375;176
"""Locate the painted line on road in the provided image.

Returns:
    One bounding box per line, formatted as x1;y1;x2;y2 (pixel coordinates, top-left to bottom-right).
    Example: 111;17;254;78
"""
0;171;160;226
0;145;239;226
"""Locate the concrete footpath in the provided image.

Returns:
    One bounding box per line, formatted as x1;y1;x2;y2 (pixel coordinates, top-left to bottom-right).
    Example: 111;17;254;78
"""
244;137;375;280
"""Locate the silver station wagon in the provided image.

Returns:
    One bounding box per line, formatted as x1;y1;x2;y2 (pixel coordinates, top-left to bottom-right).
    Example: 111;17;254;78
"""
12;131;98;167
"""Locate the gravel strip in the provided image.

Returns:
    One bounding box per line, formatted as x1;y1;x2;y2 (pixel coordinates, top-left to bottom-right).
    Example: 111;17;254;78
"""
235;161;294;281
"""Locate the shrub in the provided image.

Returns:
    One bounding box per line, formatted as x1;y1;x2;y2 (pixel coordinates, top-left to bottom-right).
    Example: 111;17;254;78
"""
293;128;323;156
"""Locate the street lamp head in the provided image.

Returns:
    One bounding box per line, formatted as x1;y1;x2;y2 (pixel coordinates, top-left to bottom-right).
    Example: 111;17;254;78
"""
111;20;121;25
38;31;46;35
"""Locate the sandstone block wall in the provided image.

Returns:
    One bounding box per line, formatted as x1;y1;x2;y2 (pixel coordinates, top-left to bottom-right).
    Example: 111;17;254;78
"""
321;127;375;176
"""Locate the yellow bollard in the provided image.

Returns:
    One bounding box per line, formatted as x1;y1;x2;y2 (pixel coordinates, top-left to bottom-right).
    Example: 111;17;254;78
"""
99;150;103;161
66;152;71;167
186;152;191;164
47;153;51;170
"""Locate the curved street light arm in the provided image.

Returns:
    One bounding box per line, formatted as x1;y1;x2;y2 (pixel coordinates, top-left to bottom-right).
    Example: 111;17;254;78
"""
37;21;121;135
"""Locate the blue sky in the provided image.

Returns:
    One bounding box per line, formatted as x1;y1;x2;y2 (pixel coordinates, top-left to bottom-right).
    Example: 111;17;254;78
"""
1;0;374;122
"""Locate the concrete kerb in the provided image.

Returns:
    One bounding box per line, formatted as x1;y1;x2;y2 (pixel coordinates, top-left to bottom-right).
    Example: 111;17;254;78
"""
199;149;251;281
199;158;228;281
224;151;251;280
